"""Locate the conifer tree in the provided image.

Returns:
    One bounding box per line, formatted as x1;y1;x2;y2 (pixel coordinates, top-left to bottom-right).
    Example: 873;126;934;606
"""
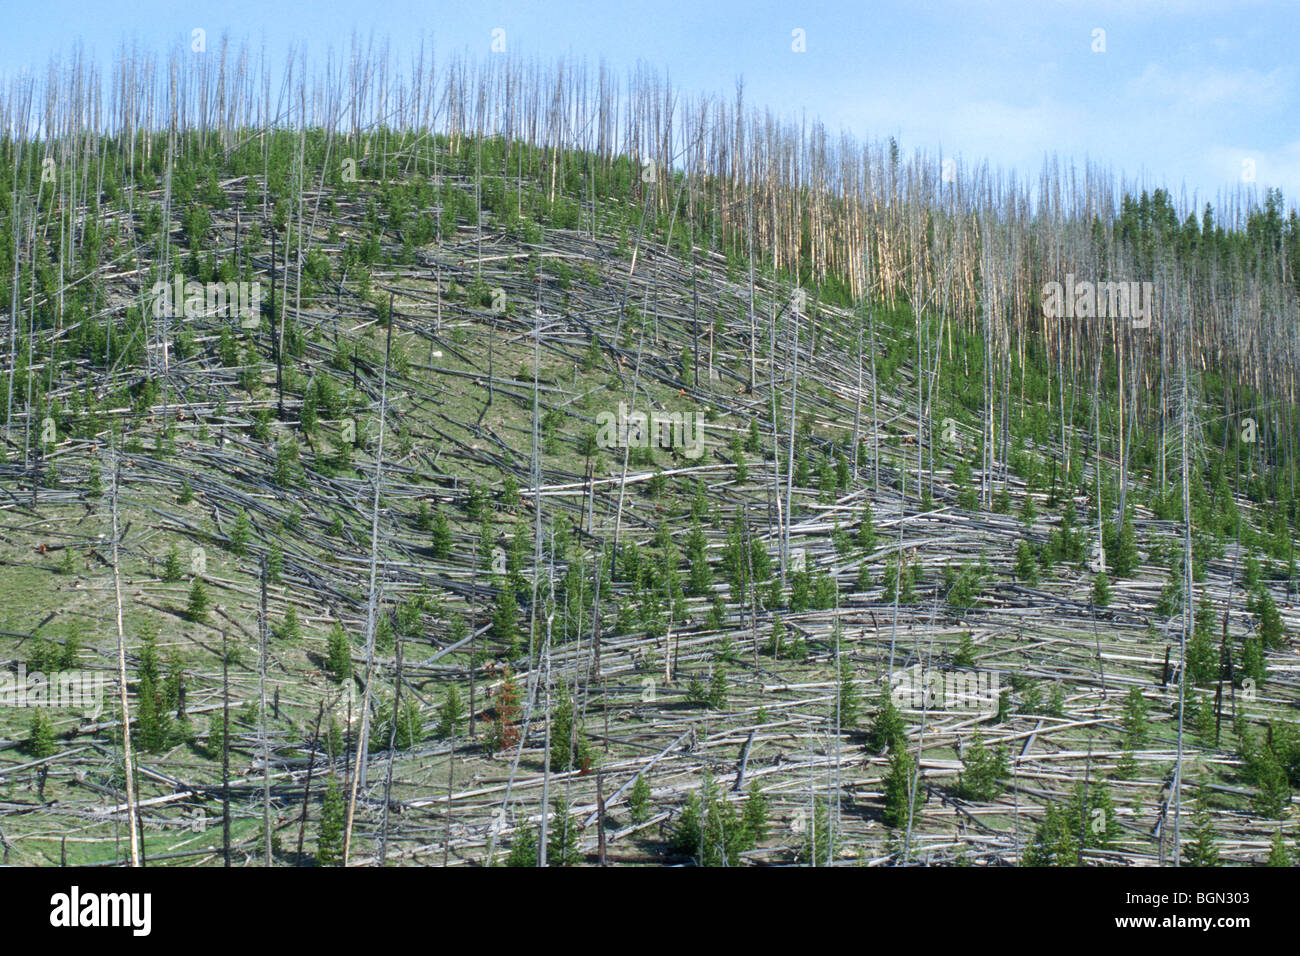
229;507;251;556
550;694;594;771
275;605;300;642
27;711;56;759
668;773;759;865
1183;789;1220;867
1110;514;1139;577
316;774;345;866
1186;593;1218;686
430;505;452;559
1242;730;1291;819
325;623;352;682
485;668;520;755
765;615;786;657
1023;803;1079;866
837;659;862;729
161;546;184;582
868;688;907;753
1120;687;1149;747
491;585;519;655
206;709;225;759
1046;682;1065;717
957;733;1009;801
59;629;81;670
799;797;835;864
883;749;921;829
707;667;729;711
1019;493;1037;527
1014;540;1038;584
436;684;466;738
741;784;768;844
1092;572;1110;607
546;804;584;865
266;542;283;584
953;632;976;667
1240;635;1267;685
1267;827;1292;866
1115;747;1138;781
1256;589;1285;650
857;502;877;551
1069;782;1118;848
730;434;748;483
686;521;712;595
186;578;209;622
789;570;810;611
135;629;172;753
627;774;652;824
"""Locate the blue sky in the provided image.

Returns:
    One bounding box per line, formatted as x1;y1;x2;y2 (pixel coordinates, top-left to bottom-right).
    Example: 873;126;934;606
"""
2;0;1296;210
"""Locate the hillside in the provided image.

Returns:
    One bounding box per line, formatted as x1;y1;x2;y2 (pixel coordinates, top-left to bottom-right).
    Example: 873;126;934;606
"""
1;57;1300;868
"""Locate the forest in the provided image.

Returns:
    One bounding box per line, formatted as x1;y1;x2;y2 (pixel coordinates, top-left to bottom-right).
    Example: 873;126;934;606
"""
0;38;1297;867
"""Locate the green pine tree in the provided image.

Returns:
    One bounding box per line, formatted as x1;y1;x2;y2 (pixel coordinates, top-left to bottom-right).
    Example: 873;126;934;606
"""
492;585;519;654
799;797;835;865
707;667;729;710
206;709;225;759
857;502;877;551
953;632;976;667
1267;827;1292;867
627;774;652;824
837;659;862;729
26;710;57;759
435;684;466;738
325;622;352;682
430;505;452;559
1121;687;1149;747
868;688;907;753
1092;572;1111;607
741;784;768;845
316;775;345;866
957;733;1009;801
1046;682;1065;718
161;546;184;583
266;542;283;584
275;605;300;642
550;694;594;772
1014;540;1039;584
883;749;922;829
229;507;251;556
186;578;209;622
1256;589;1285;650
1023;802;1080;866
1183;789;1220;867
1110;514;1139;577
506;829;538;867
1069;782;1118;848
1240;635;1267;686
